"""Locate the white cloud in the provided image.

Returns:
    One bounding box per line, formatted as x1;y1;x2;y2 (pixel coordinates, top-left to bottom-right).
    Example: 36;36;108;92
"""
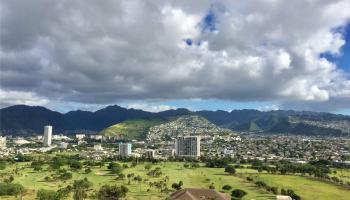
0;90;49;108
258;104;280;112
0;0;350;111
126;103;176;113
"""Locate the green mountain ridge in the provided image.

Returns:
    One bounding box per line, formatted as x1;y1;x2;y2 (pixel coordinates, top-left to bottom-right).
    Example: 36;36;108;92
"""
147;115;236;142
99;119;163;140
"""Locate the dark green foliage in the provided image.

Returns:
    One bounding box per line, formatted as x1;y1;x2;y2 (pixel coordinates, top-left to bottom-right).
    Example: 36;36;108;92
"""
15;154;32;162
36;189;61;200
58;170;72;180
70;160;83;170
191;163;200;168
0;160;7;170
0;183;25;196
147;167;162;177
97;185;128;200
222;185;232;190
209;183;215;189
108;162;123;174
205;158;229;168
85;168;92;174
171;181;183;190
231;189;247;199
4;175;14;183
72;178;93;200
281;189;301;200
225;165;236;175
144;164;152;171
34;165;43;171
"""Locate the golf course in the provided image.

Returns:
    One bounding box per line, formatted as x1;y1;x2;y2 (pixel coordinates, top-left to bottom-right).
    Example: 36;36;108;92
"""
1;161;349;200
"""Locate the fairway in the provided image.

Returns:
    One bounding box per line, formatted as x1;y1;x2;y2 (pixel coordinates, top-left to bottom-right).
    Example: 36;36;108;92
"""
1;162;349;200
1;162;274;200
251;174;350;200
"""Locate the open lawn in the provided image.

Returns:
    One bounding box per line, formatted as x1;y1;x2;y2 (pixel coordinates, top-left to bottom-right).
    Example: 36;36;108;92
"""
1;162;273;200
249;174;350;200
1;162;349;200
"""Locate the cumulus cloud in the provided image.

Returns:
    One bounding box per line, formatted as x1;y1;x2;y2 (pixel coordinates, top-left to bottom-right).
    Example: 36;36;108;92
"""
1;0;350;111
0;90;49;107
126;103;176;112
258;104;280;112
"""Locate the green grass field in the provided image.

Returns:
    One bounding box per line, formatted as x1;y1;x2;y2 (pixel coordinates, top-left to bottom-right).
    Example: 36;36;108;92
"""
330;168;350;183
248;173;350;200
1;162;349;200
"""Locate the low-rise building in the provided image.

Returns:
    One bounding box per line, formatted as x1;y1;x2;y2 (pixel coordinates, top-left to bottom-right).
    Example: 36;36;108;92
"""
144;149;156;158
60;142;68;149
76;134;86;140
94;144;103;151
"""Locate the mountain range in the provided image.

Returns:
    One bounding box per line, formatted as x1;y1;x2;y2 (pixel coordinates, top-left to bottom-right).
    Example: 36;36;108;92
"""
0;104;350;137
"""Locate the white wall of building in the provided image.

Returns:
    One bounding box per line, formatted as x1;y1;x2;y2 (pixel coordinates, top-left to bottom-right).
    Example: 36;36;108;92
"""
43;125;52;146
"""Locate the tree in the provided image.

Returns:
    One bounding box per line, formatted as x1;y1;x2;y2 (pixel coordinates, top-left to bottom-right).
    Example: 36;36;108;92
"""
97;185;128;200
283;189;301;200
85;168;92;174
72;178;93;200
58;170;72;180
131;162;137;168
231;189;247;199
70;160;83;170
209;183;215;189
171;181;183;190
108;163;123;175
145;164;152;171
147;167;162;177
127;173;134;184
270;187;278;195
34;166;43;171
117;173;125;180
222;185;232;191
73;188;87;200
4;176;14;183
191;163;200;168
37;189;61;200
0;183;25;196
0;161;7;170
225;165;236;175
184;163;190;168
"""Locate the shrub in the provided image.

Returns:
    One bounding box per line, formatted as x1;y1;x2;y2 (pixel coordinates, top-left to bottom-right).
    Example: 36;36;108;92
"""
37;189;61;200
222;185;232;190
231;189;247;199
0;183;25;196
224;165;236;175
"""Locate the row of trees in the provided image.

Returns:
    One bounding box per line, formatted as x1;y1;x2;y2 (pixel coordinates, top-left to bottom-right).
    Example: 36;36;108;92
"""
246;177;301;200
36;177;128;200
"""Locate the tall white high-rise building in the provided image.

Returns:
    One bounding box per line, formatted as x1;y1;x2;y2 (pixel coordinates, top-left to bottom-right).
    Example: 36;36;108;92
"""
175;136;201;157
0;136;6;148
43;125;52;146
119;143;132;157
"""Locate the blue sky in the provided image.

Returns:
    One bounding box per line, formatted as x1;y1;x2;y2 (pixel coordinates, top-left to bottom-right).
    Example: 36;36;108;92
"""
321;24;350;73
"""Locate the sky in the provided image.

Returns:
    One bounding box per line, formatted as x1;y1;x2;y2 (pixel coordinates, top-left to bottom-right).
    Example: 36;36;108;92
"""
1;0;350;114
